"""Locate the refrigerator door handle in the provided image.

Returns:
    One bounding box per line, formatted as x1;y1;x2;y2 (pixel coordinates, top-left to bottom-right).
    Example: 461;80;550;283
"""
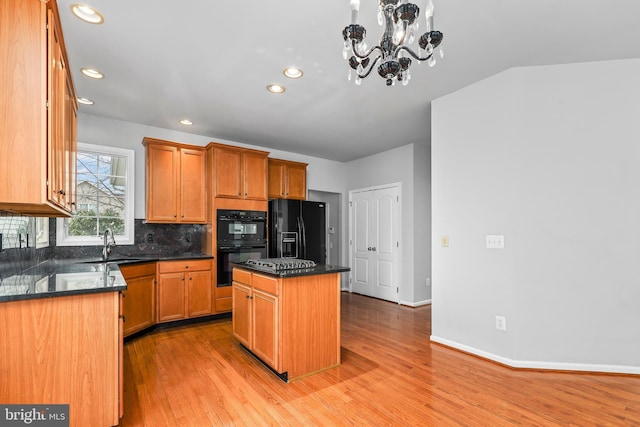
298;216;306;259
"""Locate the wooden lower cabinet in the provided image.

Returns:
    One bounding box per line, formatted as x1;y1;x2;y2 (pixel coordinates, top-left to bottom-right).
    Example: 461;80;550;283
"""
0;292;122;427
232;268;340;381
120;262;156;336
157;259;213;323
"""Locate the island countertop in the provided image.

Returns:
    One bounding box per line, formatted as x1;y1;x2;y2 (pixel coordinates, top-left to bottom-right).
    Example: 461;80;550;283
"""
232;262;350;278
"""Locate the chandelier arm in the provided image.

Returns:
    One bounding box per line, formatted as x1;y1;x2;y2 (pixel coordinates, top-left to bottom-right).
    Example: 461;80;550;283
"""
351;39;384;60
357;55;382;79
395;45;433;62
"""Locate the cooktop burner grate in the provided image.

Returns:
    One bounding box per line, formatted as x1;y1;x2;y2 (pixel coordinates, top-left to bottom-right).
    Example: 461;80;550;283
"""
246;258;317;272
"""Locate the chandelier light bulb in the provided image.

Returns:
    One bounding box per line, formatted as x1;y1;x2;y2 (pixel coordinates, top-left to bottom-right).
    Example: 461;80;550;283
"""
351;0;360;23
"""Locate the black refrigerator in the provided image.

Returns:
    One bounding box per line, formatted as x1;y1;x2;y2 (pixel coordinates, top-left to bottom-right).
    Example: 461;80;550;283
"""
268;199;326;264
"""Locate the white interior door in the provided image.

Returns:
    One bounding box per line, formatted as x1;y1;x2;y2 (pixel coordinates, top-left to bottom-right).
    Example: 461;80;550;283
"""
350;185;400;303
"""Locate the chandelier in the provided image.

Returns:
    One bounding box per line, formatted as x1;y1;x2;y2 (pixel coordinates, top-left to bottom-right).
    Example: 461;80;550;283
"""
342;0;444;86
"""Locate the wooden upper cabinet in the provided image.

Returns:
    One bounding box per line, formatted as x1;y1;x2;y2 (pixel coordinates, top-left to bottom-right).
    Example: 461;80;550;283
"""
208;143;269;201
0;0;78;216
268;158;307;200
143;138;207;223
180;148;207;222
212;147;243;198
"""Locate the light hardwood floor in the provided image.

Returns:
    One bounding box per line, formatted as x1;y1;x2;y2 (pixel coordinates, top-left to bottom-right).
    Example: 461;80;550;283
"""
120;293;640;426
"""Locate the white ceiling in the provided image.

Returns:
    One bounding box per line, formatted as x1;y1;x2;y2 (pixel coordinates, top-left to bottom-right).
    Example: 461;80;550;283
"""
57;0;640;162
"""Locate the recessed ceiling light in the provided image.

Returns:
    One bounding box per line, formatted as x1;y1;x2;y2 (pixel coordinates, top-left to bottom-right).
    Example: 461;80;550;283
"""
179;119;193;126
77;97;94;105
283;67;303;79
81;68;104;79
70;4;104;24
267;84;285;94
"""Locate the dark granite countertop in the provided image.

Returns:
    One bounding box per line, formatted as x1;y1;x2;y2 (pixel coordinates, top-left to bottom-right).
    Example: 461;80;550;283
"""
232;262;350;278
0;253;213;303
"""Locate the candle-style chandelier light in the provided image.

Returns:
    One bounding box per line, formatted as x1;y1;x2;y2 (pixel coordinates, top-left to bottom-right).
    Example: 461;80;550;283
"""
342;0;444;86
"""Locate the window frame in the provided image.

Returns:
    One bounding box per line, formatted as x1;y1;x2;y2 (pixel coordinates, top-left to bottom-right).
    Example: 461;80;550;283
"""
56;142;135;247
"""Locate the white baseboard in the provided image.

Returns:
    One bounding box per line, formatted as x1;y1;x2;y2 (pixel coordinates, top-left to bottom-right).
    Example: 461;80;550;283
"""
430;335;640;375
400;299;431;307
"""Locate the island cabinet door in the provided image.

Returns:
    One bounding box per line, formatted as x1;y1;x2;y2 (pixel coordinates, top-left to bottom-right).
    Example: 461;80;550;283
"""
232;282;252;348
251;289;279;370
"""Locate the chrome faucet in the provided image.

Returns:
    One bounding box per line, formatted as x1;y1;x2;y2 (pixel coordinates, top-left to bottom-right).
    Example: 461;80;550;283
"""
102;228;116;260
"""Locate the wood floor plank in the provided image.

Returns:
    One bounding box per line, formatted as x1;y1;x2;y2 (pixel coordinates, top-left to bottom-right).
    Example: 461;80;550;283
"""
118;293;640;426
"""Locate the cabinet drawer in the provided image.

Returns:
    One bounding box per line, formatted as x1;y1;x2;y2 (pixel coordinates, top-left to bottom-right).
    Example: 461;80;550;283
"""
158;259;211;273
215;297;232;313
119;262;156;279
216;286;232;298
252;273;278;295
233;268;251;285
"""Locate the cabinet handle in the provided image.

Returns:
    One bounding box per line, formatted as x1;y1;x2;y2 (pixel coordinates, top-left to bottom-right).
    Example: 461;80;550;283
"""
185;265;189;269
189;277;192;280
121;315;126;323
182;278;185;281
59;190;66;196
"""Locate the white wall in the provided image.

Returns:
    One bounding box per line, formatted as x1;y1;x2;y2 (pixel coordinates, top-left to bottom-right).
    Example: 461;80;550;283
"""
431;59;640;373
346;143;431;305
414;143;431;302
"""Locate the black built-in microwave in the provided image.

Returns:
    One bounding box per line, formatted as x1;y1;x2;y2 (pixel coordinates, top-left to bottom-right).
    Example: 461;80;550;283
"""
216;209;266;245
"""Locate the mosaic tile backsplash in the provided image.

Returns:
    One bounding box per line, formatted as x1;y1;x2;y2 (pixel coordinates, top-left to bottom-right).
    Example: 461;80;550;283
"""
0;213;206;280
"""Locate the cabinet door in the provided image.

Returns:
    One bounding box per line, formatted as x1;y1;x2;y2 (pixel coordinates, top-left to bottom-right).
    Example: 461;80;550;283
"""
285;164;307;200
65;74;78;212
252;289;279;370
146;144;179;222
157;272;186;322
214;148;242;198
48;13;65;208
122;274;155;336
187;270;212;317
180;148;207;223
243;152;268;200
268;161;285;199
232;282;252;348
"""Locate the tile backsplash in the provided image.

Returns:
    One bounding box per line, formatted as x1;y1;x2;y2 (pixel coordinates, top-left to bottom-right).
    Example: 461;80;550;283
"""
0;213;206;279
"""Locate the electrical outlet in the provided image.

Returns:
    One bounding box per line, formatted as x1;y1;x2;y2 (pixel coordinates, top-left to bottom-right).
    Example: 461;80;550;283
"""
486;235;504;249
441;236;449;247
146;233;153;243
495;315;507;331
426;278;431;288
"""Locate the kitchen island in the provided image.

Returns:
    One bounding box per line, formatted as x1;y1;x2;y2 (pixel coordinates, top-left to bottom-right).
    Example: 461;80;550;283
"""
232;261;349;382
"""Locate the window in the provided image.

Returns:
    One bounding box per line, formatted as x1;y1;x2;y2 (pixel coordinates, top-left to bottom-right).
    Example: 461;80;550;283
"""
57;143;135;246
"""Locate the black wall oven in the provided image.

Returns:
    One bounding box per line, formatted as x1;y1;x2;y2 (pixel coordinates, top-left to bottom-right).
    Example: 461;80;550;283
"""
216;209;267;287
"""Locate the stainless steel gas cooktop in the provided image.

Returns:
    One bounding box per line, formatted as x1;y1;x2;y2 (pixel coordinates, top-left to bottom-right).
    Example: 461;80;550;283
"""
245;258;317;272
